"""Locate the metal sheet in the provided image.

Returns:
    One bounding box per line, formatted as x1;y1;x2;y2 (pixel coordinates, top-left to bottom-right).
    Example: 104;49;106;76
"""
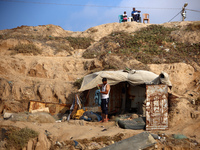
29;101;70;115
146;85;168;131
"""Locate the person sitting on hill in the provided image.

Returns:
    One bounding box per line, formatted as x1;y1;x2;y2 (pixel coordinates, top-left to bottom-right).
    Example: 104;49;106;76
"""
131;7;141;22
122;11;128;22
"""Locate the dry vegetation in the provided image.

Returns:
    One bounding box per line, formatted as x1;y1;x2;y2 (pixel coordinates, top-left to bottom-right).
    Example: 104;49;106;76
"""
47;42;73;54
83;24;200;65
0;29;94;55
5;127;38;150
0;22;200;150
185;21;200;31
10;43;42;55
65;37;94;49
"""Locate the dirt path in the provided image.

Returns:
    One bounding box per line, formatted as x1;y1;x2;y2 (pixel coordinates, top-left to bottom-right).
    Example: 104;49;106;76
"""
0;120;142;141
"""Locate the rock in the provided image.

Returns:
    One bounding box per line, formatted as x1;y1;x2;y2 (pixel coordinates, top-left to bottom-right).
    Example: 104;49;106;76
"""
35;133;51;150
3;112;13;119
27;112;55;123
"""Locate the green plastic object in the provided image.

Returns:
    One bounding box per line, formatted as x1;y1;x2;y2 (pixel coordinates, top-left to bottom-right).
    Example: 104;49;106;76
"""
173;134;187;139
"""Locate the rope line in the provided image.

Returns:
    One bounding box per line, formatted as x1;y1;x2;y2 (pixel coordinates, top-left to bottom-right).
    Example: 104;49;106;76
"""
168;10;182;22
186;9;200;13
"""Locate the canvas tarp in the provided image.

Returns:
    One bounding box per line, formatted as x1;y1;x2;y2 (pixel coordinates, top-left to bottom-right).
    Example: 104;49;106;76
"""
79;70;172;92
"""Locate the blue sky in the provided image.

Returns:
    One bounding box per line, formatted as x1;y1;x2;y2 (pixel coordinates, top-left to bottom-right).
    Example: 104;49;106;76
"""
0;0;200;31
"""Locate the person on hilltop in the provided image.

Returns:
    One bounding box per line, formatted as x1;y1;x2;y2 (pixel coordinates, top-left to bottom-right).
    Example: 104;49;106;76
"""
122;11;128;22
131;7;141;22
97;78;111;123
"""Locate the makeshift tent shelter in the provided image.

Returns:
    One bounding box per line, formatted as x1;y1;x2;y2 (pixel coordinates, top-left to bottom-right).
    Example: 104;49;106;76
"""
79;70;171;130
79;70;172;92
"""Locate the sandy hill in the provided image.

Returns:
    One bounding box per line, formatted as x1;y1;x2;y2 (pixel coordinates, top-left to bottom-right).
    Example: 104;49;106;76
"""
0;21;200;150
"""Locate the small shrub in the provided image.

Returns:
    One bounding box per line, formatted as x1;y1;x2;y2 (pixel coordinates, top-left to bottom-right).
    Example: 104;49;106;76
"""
88;28;98;33
185;22;200;31
48;42;72;54
11;43;42;55
7;127;38;149
104;64;118;70
66;37;94;49
82;50;98;59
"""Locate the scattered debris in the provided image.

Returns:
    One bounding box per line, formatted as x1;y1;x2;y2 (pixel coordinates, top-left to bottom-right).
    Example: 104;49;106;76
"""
74;140;83;149
164;48;170;52
44;130;52;136
55;120;62;123
29;100;70;116
55;141;62;148
150;133;161;140
30;107;49;113
101;128;107;132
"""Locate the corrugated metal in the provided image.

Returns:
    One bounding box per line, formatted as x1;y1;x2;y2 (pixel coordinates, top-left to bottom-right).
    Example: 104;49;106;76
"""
29;101;70;115
146;85;168;131
29;101;46;111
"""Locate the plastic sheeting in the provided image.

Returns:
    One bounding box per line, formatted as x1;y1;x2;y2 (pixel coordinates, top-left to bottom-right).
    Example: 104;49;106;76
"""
79;70;172;92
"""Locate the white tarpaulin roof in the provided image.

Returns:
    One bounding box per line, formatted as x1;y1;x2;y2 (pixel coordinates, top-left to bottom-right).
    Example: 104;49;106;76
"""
79;70;172;92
